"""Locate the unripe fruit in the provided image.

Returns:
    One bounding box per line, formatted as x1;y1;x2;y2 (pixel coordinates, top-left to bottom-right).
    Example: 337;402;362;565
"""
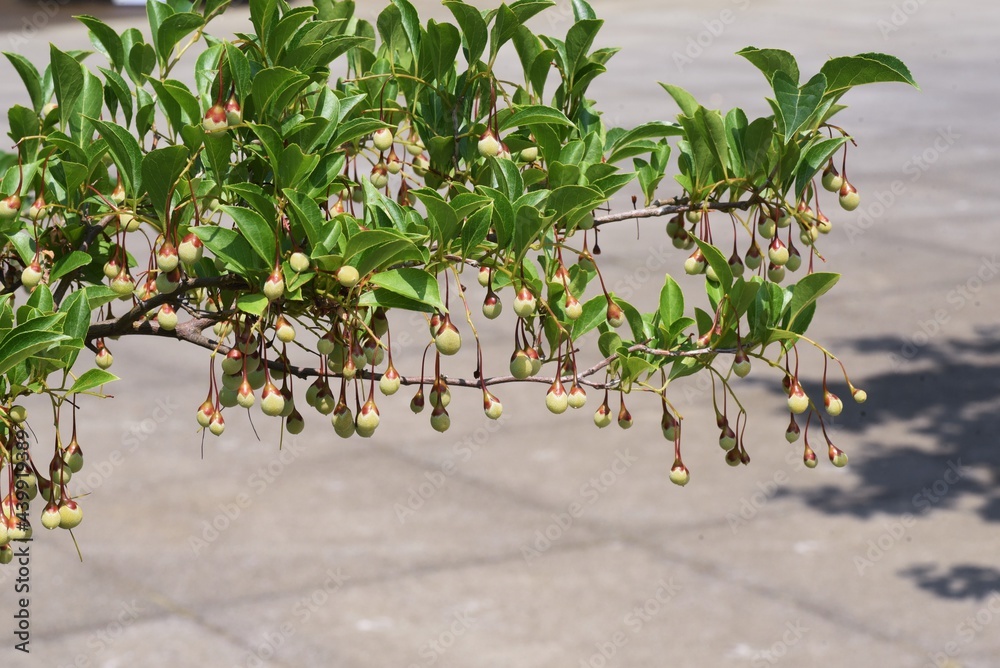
369;164;389;189
9;405;28;423
821;163;844;192
0;545;11;564
757;215;776;239
354;399;380;438
661;411;677;441
197;399;215;428
478;130;500;158
799;224;819;246
824;391;844;417
829;445;848;467
386;147;402;174
28;196;47;220
315;387;336;415
0;194;21;220
203;104;228;132
567;384;587;409
280;388;295;418
482;293;502;319
745;242;763;270
477;266;492;287
816;213;832;235
728;252;745;277
178;233;204;265
519;146;538;163
332;402;355;438
577;211;595;231
289;252;310;273
95;346;114;369
732;350;751;378
218;386;238;408
685;209;702;224
275;315;296;343
372;127;394;152
684;249;706;275
336;265;360;289
785;244;802;272
606;302;625;328
41;503;62;530
565;295;583;321
803;445;818;468
103;258;121;280
545;380;569;414
286;409;305;434
429;381;451;408
224;95;242;125
157;303;178;331
260;382;285;417
527;347;542;376
434;318;462;356
317;331;337;356
593;403;612;428
768;237;788;266
839;181;860;211
787;381;809;414
509;350;532;379
513;287;536;318
412;154;430;176
155;268;181;295
719;426;737;451
58;500;83;529
118;210;140;232
63;441;84;473
617;403;633;429
410;388;425;413
852;388;868;403
785;416;801;443
156;241;179;273
430;405;450;432
767;263;785;283
264;268;285;301
21;261;43;289
776;210;793;229
379;365;401;395
483;391;503;420
221;348;243;376
406;135;425;156
669;461;690;487
237;380;255;408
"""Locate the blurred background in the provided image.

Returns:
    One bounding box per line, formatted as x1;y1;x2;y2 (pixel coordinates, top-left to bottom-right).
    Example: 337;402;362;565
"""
0;0;997;666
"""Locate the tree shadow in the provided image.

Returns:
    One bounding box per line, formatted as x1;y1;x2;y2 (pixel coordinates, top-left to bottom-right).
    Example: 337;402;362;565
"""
774;329;1000;598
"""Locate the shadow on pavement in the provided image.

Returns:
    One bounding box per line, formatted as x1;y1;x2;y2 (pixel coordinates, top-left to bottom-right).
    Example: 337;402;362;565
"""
776;329;1000;599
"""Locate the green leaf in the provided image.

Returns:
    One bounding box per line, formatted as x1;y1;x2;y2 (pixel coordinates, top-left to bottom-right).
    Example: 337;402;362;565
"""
794;136;848;200
737;46;799;86
658;274;684;326
658;83;699;117
389;0;422;56
0;318;69;378
49;251;93;283
156;12;204;65
192;225;264;273
50;45;85;129
692;238;733;291
410;189;458;250
92;119;143;195
821;52;918;99
251;67;311;121
221;205;276;267
142;145;190;226
785;272;839;331
498;105;575;132
237;293;269;316
77;15;125;70
283;189;332;251
3;52;43;112
773;72;826;142
571;0;597;21
68;369;118;395
444;0;488;66
369;268;444;311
